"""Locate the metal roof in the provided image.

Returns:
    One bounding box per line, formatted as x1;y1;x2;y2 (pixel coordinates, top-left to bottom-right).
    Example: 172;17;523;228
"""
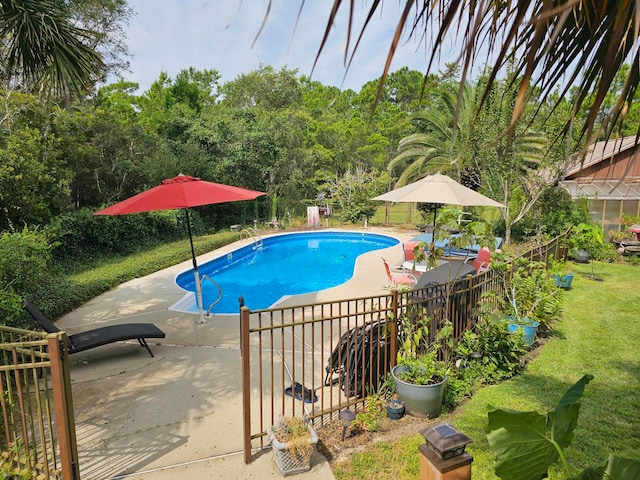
560;179;640;200
564;136;639;177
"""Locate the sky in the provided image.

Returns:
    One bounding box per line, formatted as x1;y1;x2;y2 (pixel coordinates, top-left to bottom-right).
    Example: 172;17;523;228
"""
119;0;463;93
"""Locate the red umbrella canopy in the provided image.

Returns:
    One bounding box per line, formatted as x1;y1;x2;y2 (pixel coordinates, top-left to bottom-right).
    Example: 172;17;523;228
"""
94;174;266;215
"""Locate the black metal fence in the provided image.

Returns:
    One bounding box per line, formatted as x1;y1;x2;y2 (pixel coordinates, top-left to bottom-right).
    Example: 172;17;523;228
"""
236;229;569;463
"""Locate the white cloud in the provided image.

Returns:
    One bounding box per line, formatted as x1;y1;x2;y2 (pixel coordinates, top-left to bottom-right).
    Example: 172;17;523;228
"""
117;0;459;93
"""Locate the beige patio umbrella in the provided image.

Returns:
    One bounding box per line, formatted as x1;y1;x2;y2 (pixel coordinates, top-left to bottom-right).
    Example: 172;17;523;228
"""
372;172;505;225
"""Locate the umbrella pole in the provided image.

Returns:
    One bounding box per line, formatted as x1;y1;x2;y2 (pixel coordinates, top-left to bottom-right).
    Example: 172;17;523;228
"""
186;209;206;323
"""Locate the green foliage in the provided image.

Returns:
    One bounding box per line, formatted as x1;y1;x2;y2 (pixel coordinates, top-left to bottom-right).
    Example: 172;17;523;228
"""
442;317;526;411
509;187;587;242
573;454;640;480
395;350;448;386
483;255;563;331
486;375;595;480
0;441;35;480
570;222;604;258
395;306;431;364
50;207;189;259
355;394;387;432
456;319;525;382
0;227;54;327
325;167;391;224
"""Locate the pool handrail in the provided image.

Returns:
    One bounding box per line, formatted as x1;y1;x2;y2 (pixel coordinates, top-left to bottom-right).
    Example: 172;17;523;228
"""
202;275;223;317
240;227;263;249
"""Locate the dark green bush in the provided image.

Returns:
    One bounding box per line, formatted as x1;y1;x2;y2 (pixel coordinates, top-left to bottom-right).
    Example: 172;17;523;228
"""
0;227;53;328
49;207;190;259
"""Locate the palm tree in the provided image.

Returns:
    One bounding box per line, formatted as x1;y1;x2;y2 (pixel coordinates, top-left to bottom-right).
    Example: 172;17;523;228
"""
0;0;105;97
267;1;639;143
388;82;477;186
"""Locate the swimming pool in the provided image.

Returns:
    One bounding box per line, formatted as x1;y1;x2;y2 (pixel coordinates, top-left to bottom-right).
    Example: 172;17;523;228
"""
172;231;398;314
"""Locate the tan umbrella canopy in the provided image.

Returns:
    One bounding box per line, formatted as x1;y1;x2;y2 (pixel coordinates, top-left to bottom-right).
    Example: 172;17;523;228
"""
373;172;505;207
372;172;505;225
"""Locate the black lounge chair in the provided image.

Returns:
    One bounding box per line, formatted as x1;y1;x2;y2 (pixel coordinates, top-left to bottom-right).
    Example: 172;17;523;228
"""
413;262;476;289
23;299;165;357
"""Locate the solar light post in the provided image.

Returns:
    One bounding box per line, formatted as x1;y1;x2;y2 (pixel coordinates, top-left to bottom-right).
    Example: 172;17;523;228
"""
418;423;473;480
339;410;356;442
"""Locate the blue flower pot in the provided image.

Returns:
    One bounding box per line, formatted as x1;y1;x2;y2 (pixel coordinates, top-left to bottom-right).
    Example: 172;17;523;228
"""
507;320;540;346
553;273;574;289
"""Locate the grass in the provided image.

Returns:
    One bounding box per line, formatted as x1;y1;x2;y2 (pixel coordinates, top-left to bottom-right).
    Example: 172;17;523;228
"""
333;260;640;479
37;231;240;320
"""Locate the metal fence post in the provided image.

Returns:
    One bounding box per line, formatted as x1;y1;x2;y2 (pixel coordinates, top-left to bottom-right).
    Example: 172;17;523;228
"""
48;333;80;480
390;290;398;369
240;306;252;464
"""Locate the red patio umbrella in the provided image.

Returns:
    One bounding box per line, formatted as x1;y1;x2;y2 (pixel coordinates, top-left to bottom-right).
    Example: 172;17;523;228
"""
94;174;266;322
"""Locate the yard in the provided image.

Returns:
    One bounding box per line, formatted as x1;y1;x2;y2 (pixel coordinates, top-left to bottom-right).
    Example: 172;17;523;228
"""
331;260;640;479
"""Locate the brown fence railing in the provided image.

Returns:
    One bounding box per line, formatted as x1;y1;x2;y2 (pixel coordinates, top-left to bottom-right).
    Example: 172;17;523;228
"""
240;228;571;463
0;327;80;480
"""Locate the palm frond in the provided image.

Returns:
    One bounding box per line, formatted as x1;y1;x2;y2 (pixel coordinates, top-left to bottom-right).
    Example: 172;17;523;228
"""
0;0;105;96
288;0;639;141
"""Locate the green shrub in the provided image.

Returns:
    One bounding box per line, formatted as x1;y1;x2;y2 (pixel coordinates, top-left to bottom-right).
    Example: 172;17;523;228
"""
49;207;191;260
0;228;53;328
355;394;387;432
456;319;525;382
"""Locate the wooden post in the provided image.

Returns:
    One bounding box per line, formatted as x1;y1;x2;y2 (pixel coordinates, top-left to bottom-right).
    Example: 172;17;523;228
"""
240;307;252;464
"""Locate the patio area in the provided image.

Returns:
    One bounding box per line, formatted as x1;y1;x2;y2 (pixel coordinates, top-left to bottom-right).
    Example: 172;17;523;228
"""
55;229;415;479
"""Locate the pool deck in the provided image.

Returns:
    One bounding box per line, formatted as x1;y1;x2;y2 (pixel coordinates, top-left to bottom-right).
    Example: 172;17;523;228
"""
54;227;418;480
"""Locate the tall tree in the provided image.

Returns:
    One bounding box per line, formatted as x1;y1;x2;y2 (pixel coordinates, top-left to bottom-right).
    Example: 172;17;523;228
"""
388;81;478;187
475;75;550;245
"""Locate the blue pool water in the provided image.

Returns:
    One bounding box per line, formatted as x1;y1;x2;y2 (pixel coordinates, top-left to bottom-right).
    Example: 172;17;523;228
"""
174;231;398;314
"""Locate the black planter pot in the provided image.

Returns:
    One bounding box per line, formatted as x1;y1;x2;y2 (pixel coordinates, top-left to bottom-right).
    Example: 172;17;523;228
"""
386;400;405;420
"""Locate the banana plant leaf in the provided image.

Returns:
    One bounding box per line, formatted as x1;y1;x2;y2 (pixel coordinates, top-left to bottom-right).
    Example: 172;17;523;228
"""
486;374;594;480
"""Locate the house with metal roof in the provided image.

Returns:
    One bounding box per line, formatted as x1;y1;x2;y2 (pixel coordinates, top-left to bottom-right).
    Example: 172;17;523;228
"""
560;135;640;232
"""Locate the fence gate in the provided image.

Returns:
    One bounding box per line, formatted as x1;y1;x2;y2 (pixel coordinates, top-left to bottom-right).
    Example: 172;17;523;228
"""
0;326;80;480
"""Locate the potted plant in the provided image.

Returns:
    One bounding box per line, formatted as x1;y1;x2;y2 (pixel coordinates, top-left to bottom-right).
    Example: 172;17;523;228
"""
547;254;574;289
483;255;563;345
385;395;405;420
569;222;603;264
379;374;405;420
390;306;453;418
267;416;318;476
391;349;448;418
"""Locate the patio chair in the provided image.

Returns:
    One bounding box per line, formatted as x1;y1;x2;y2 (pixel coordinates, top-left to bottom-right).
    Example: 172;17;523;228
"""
465;246;491;273
382;257;417;286
23;299;165;358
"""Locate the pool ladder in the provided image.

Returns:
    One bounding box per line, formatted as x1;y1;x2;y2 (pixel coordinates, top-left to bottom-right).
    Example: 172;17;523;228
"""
201;275;223;318
240;227;263;250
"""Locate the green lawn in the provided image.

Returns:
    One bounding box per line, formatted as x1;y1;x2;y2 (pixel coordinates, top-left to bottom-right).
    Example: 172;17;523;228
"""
334;261;640;479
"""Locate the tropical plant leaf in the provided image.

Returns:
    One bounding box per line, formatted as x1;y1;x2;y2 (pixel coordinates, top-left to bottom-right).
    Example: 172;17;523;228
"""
556;374;595;411
486;374;594;480
571;454;640;480
486;408;558;480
